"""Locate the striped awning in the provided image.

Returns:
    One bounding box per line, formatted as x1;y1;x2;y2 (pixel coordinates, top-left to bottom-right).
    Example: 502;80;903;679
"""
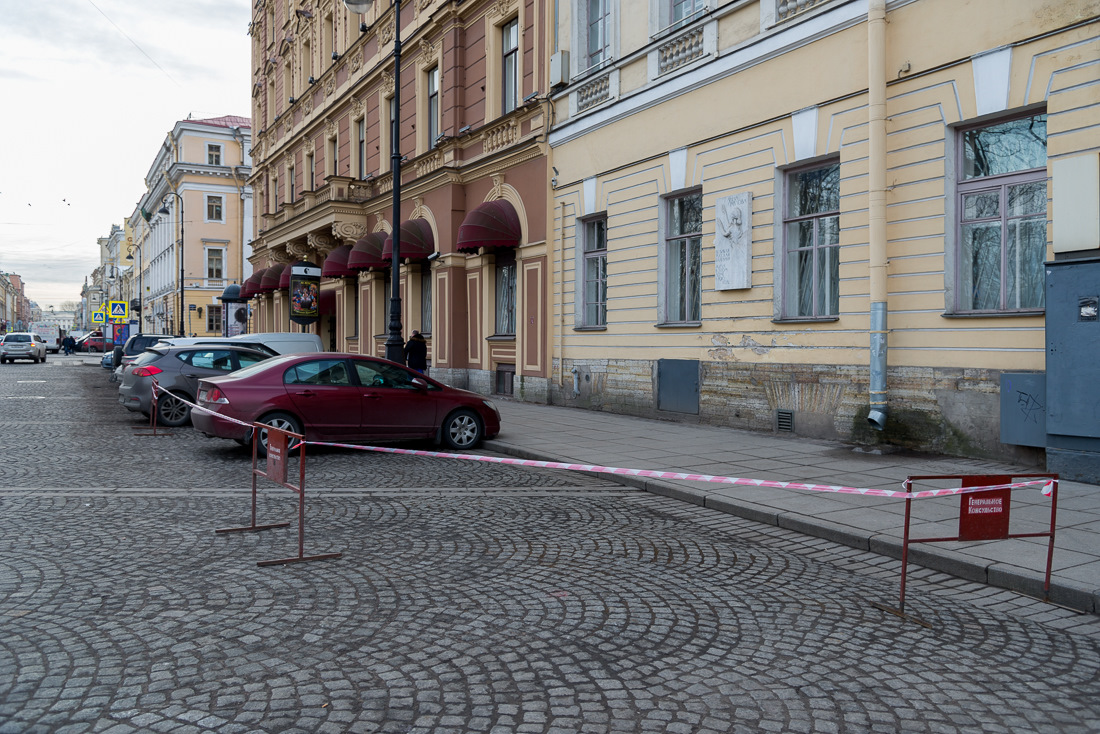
456;199;521;253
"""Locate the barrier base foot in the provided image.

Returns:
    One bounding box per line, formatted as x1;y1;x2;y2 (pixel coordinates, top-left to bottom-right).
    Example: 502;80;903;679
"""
870;600;933;629
257;552;342;567
215;522;291;534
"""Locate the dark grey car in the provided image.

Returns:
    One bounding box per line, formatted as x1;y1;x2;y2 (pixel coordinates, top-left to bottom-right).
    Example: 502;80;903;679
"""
118;344;271;426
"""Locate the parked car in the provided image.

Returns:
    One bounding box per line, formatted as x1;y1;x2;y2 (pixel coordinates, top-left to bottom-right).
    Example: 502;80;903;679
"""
113;332;178;378
193;353;501;456
118;344;272;426
154;331;324;356
75;331;105;352
1;333;48;364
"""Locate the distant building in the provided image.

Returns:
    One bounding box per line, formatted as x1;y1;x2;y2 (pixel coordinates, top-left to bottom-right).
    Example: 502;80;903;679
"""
129;116;253;336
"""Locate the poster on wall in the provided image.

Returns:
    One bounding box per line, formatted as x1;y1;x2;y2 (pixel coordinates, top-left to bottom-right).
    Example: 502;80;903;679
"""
225;302;249;337
289;261;321;326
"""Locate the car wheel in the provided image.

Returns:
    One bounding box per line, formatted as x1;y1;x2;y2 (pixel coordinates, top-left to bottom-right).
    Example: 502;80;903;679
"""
442;409;483;450
256;412;302;458
156;392;193;427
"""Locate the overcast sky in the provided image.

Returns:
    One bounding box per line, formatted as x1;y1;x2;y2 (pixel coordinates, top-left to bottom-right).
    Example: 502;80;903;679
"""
0;0;252;311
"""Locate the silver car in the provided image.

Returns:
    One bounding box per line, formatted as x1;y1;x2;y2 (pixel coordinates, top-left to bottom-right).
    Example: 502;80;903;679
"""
1;333;48;364
118;344;271;426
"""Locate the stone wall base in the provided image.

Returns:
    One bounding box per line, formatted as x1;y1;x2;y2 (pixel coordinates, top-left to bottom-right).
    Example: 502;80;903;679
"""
543;358;1045;466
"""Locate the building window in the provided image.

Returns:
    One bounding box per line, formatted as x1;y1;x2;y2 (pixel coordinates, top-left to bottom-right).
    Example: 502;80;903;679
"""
207;144;222;166
586;0;610;69
206;304;222;333
495;250;517;335
783;161;840;318
502;20;519;114
306;151;315;192
327;134;338;177
206;195;225;222
582;215;607;326
665;192;702;323
671;0;704;25
356;118;366;178
386;96;396;168
206;249;224;279
288;163;296;202
956;112;1047;312
271;176;278;211
427;67;440;147
421;269;433;335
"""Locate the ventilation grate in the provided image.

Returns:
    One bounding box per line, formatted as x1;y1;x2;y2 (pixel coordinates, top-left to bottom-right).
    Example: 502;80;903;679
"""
776;409;794;432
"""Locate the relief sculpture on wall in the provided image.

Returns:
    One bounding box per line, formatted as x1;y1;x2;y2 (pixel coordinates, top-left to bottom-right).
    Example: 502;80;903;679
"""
714;192;752;290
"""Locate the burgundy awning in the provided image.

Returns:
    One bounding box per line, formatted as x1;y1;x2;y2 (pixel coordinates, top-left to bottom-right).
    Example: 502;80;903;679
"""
241;268;266;298
321;244;356;278
279;264;293;289
258;263;286;292
348;231;389;270
383;218;435;261
456;199;522;253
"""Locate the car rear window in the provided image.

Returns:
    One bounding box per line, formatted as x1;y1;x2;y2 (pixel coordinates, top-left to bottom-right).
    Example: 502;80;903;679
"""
131;350;163;366
4;335;30;343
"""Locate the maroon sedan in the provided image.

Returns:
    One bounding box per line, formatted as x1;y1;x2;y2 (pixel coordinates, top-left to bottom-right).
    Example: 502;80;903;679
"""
192;353;501;455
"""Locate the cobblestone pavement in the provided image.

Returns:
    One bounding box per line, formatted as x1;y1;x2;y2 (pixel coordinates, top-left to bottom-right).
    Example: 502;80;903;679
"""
2;360;1100;734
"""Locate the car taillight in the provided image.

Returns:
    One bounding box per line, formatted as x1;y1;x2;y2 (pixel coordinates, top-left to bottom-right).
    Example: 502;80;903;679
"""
199;386;229;405
132;365;164;377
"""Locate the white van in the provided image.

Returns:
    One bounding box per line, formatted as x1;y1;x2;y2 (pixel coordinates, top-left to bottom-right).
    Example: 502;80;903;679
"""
154;332;324;356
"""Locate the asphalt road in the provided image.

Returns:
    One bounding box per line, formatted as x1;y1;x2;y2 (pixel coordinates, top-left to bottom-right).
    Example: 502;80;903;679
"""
2;357;1099;734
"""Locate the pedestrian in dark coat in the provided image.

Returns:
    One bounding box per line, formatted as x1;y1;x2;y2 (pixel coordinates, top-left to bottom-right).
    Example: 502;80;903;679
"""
403;330;428;373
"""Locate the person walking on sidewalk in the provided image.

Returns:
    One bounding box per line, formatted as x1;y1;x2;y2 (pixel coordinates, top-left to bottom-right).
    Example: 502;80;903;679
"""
403;330;428;374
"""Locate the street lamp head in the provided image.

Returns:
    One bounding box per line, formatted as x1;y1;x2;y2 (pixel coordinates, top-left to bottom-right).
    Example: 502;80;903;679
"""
158;205;170;215
344;0;374;12
126;252;134;261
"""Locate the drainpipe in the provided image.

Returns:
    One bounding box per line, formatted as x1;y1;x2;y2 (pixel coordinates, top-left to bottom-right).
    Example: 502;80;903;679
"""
867;0;889;431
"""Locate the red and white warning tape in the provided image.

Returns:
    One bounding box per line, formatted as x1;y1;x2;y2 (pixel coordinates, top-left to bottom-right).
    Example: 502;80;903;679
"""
150;383;1055;500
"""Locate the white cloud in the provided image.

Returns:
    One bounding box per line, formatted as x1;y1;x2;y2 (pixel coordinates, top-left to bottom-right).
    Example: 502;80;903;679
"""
0;0;252;310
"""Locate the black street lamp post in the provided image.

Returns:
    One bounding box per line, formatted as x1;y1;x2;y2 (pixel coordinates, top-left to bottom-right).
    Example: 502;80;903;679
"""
158;193;185;336
345;0;404;363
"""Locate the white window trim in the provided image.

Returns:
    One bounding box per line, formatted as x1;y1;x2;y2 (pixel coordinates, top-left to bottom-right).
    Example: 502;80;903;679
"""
207;142;223;166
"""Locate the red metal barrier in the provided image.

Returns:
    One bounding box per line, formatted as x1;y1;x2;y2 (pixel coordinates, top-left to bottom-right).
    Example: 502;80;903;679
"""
215;424;341;566
893;473;1059;615
131;377;172;436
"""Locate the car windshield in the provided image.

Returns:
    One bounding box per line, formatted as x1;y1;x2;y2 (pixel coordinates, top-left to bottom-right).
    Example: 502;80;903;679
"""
4;335;31;343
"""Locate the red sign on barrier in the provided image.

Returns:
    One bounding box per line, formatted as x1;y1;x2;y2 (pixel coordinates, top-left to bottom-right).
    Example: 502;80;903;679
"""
959;487;1012;540
266;430;288;485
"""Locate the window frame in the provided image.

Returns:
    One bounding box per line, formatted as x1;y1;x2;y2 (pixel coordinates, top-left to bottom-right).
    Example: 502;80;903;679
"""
502;19;519;114
355;117;367;179
205;194;225;223
205;247;225;280
206;304;223;333
426;66;440;147
580;213;608;327
585;0;611;70
207;143;222;166
494;250;517;336
660;191;702;325
952;111;1048;315
779;159;841;321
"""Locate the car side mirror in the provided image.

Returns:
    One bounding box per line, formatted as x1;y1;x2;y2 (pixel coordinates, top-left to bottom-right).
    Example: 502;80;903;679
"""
411;377;428;392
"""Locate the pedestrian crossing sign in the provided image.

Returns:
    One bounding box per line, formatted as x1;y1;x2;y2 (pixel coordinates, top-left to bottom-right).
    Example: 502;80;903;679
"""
92;310;106;324
109;301;129;321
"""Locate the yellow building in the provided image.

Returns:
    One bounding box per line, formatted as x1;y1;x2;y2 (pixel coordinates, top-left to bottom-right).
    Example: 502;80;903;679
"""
547;0;1100;466
132;116;254;337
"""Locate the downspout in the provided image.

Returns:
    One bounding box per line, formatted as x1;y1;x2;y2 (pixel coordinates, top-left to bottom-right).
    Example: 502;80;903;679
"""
867;0;889;431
